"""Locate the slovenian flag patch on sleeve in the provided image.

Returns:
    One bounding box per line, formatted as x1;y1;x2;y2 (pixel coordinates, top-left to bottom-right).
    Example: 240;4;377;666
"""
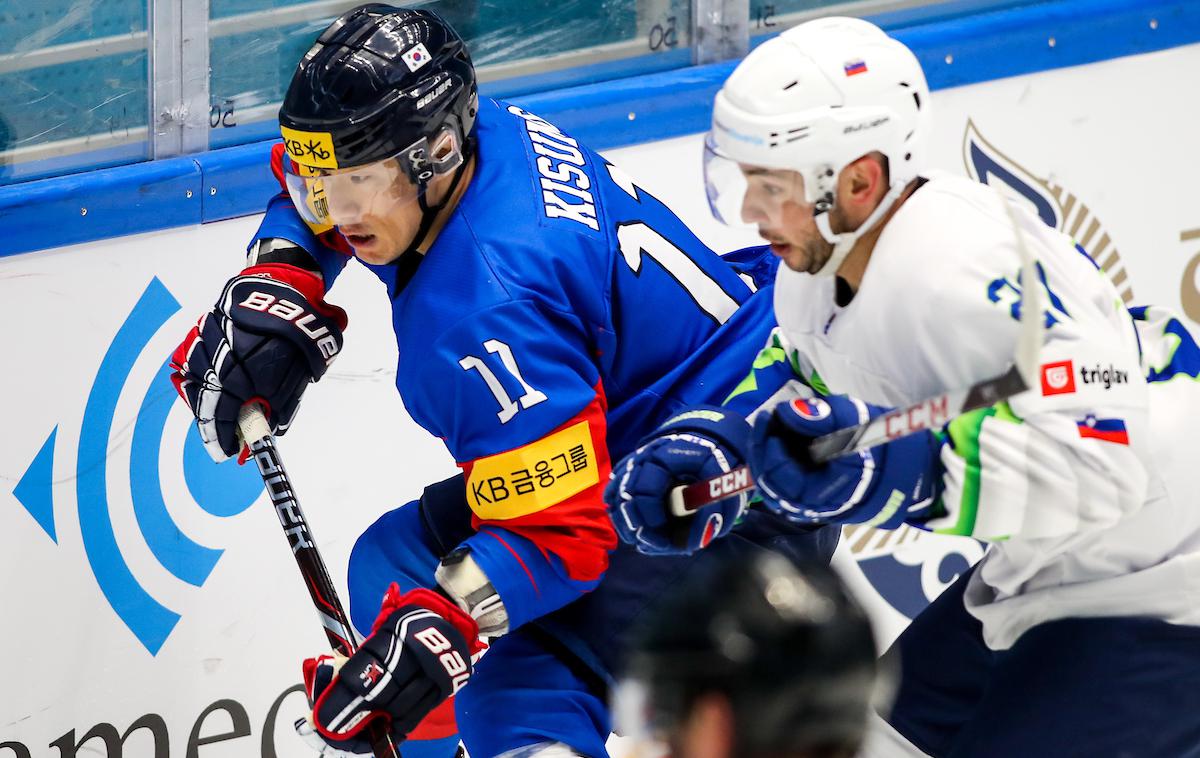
1076;415;1129;444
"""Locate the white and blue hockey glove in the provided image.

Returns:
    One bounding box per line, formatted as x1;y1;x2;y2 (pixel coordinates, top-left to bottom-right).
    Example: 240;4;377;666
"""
749;395;942;529
605;406;751;555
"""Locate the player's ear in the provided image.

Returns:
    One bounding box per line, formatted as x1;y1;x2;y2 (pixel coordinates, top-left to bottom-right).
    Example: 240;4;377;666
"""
848;154;885;199
839;153;887;216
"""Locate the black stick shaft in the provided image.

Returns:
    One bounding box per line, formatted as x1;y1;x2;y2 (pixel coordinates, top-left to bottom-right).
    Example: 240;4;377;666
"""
239;406;400;758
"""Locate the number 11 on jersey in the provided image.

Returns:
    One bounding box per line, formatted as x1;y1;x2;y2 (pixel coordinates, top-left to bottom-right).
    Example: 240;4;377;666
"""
459;339;548;423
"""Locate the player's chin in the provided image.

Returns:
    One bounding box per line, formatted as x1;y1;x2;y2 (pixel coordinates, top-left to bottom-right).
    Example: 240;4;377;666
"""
769;241;794;259
771;243;808;272
346;235;397;264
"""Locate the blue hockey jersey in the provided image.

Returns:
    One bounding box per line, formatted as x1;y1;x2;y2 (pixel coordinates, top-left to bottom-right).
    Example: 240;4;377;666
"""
255;97;787;636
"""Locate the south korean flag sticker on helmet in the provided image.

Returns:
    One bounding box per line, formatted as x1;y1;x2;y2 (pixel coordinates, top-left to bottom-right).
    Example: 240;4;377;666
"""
403;42;432;72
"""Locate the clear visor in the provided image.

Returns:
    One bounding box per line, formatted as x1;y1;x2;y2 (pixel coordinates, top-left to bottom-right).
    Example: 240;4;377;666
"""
283;132;462;228
703;135;810;230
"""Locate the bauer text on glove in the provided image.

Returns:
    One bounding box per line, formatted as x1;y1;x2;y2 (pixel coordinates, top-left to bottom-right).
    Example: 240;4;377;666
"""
169;263;347;461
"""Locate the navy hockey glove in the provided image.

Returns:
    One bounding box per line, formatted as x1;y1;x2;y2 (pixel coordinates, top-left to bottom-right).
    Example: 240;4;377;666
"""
169;263;346;461
295;585;483;755
749;395;942;529
605;406;751;555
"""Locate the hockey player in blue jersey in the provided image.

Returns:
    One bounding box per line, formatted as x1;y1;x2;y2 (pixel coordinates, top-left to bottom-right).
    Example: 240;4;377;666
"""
169;5;836;757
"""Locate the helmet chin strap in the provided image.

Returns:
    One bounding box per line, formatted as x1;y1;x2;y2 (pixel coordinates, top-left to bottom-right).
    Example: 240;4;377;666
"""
811;182;905;277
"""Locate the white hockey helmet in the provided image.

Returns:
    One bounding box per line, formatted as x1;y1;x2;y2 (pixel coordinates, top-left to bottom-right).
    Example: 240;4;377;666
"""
705;17;931;274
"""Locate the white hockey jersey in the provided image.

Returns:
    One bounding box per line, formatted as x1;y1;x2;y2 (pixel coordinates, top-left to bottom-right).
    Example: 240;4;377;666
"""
771;173;1200;650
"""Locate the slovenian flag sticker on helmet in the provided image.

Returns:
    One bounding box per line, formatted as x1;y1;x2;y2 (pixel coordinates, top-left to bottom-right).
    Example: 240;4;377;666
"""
844;59;868;76
403;42;432;72
1076;415;1129;445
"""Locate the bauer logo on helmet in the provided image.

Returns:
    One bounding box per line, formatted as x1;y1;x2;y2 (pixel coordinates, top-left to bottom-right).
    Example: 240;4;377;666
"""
416;75;454;109
844;116;890;134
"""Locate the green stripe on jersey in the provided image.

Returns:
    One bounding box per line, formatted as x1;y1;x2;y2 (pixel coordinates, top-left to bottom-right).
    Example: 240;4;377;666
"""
725;345;789;402
809;370;829;396
934;401;1020;537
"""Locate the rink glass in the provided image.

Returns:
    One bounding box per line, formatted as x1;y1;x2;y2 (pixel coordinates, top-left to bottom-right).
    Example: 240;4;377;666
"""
0;1;1027;185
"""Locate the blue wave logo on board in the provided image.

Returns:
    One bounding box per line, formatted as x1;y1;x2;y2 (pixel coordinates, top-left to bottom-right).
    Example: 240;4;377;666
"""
13;278;262;655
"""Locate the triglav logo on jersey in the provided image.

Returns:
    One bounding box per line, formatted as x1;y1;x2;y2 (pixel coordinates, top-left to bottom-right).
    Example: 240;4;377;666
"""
1040;360;1076;396
962;120;1134;304
12;278;262;655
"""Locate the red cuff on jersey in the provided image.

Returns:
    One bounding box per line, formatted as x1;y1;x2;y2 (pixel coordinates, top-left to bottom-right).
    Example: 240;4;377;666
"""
461;387;616;582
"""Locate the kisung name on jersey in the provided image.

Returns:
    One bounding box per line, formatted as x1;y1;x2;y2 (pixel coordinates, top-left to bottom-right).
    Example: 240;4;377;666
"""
507;105;600;232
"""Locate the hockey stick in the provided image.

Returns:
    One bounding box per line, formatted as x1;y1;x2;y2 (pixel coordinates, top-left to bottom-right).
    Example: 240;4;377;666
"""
238;404;401;758
670;191;1045;516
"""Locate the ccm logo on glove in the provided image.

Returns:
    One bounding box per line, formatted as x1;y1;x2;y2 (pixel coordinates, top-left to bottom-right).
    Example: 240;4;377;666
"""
238;291;340;363
412;627;470;693
708;467;750;499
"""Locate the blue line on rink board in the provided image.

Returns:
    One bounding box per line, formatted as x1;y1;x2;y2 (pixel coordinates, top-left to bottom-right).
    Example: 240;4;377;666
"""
129;359;225;589
76;278;183;655
0;0;1196;258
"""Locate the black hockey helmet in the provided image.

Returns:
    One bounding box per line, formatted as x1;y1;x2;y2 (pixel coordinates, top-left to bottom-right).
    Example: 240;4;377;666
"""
278;3;478;176
615;551;886;756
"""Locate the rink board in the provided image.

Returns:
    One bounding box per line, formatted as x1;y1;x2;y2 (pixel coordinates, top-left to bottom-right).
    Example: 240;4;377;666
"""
3;35;1200;758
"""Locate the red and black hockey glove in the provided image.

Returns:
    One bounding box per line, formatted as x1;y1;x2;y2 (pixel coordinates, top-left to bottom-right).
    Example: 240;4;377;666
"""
295;585;483;755
169;263;347;461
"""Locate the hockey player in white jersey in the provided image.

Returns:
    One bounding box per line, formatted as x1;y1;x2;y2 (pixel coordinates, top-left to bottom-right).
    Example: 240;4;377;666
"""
604;16;1200;757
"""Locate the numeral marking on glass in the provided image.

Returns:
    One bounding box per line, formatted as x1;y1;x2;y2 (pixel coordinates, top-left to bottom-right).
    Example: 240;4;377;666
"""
617;222;739;325
459;339;547;423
